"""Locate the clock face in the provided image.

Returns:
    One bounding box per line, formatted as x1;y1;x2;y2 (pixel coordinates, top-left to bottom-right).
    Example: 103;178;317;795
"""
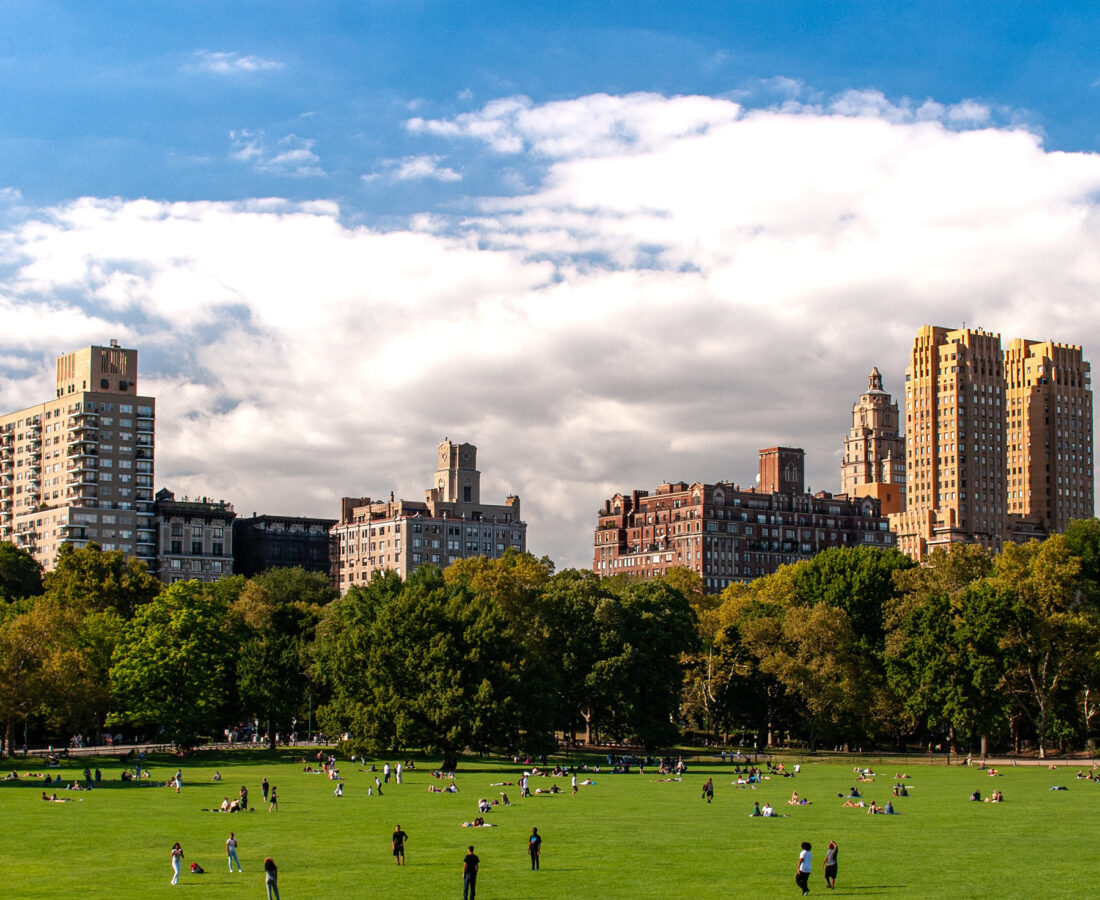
462;450;471;462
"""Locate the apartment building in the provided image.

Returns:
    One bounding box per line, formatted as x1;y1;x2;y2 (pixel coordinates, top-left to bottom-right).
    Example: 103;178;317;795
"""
593;447;895;593
0;342;155;569
232;514;336;577
1003;339;1093;533
332;439;526;591
889;326;1093;560
840;367;906;515
153;488;236;583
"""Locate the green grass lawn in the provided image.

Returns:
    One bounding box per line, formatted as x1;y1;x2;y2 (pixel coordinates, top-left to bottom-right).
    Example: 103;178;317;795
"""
0;749;1095;898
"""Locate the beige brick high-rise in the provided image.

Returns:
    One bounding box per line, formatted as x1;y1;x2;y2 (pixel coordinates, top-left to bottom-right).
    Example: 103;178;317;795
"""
889;325;1093;560
1003;339;1092;531
0;342;156;569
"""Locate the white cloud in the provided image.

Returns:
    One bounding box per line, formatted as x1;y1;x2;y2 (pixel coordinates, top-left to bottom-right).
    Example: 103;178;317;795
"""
229;130;324;177
3;90;1100;568
189;51;284;75
364;155;462;183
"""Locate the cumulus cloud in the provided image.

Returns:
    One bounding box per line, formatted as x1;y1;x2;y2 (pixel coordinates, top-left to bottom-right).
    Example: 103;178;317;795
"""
363;155;462;183
3;90;1100;568
229;130;323;176
188;50;284;75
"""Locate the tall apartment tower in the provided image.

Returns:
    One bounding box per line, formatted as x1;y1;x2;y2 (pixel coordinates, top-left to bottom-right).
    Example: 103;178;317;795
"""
1003;339;1092;532
890;326;1007;559
0;342;156;569
841;367;907;515
889;325;1093;560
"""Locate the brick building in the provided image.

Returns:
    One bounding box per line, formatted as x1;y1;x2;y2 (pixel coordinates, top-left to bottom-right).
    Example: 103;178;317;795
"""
593;447;894;592
889;325;1092;560
331;439;526;591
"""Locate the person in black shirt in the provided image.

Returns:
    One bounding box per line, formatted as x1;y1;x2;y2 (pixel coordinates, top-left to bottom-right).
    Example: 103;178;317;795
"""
462;846;480;900
528;827;542;870
392;824;408;866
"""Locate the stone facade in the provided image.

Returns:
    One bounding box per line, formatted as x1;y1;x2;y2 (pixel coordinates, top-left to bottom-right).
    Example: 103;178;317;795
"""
153;488;236;583
841;367;906;515
331;439;526;591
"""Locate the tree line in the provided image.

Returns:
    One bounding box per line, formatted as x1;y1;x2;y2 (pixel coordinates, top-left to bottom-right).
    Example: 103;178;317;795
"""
2;521;1099;760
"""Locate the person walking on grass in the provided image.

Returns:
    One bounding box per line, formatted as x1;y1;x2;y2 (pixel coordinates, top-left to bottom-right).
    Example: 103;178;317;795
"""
795;841;812;896
528;827;542;870
268;785;278;812
226;832;242;873
392;824;408;866
823;840;838;889
463;845;480;900
170;842;184;885
264;857;280;900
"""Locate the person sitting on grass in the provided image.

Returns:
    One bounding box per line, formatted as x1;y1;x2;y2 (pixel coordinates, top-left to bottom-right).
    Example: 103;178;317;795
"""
750;802;762;817
884;801;898;814
867;800;881;815
212;771;222;782
841;799;866;808
969;789;981;801
500;792;511;806
985;790;1004;803
220;797;231;812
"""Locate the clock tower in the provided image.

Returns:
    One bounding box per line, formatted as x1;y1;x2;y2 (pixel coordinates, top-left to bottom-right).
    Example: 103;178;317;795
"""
432;439;480;504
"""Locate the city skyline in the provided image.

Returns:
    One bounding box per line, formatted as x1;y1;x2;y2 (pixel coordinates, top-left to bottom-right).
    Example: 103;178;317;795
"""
2;5;1099;569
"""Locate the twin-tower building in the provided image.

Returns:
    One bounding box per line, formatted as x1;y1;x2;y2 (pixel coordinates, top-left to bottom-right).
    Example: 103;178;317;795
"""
842;326;1091;560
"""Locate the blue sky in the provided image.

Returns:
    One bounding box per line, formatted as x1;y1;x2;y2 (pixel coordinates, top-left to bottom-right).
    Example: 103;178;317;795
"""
2;2;1099;568
6;2;1100;210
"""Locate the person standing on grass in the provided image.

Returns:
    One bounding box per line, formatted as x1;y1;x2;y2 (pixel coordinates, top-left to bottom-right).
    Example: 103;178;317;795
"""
392;824;408;866
463;845;480;900
571;773;578;796
263;858;280;900
528;827;542;870
268;785;278;812
170;842;184;885
795;841;812;896
261;777;270;802
226;832;242;873
823;840;838;889
174;769;182;794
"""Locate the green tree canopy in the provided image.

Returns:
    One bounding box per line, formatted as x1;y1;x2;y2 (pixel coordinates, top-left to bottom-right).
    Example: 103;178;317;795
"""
0;541;44;602
108;580;236;746
44;542;161;616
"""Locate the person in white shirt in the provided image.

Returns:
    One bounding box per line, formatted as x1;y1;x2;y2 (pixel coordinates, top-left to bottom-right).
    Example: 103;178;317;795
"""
795;842;812;895
226;832;242;873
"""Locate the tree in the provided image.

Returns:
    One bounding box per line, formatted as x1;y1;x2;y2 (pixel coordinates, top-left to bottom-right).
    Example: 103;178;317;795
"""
790;546;914;651
885;544;1004;753
593;580;699;748
44;542;160;616
0;541;44;602
357;566;536;769
994;537;1100;757
312;571;404;740
234;568;332;749
745;602;870;750
108;581;236;746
